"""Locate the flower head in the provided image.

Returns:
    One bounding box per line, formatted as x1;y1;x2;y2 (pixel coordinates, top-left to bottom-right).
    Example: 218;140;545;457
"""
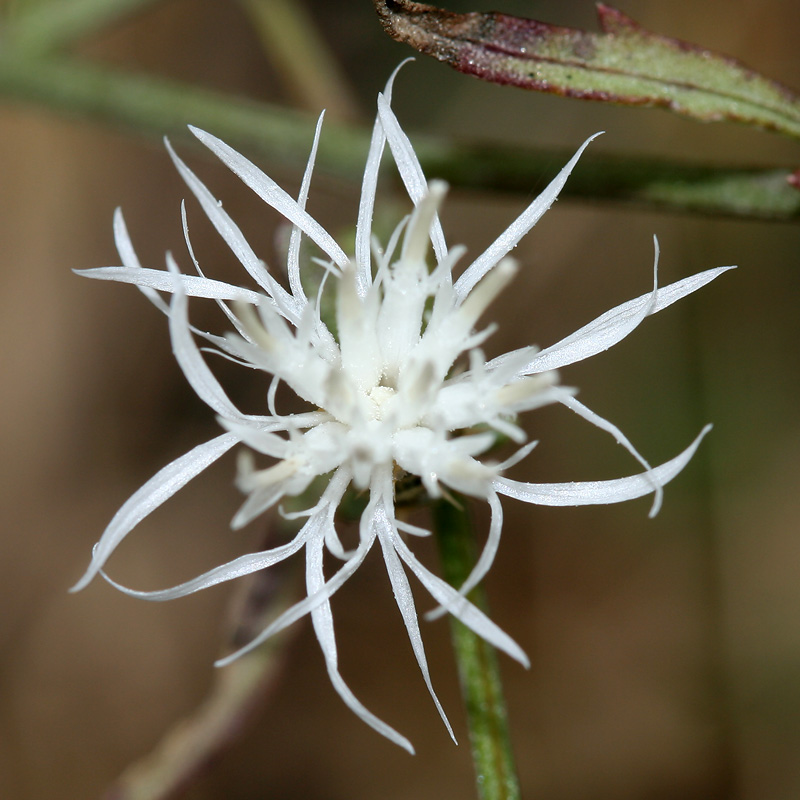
73;65;730;753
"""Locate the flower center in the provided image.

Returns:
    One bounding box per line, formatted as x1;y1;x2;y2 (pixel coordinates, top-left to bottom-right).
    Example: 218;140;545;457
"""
367;384;397;421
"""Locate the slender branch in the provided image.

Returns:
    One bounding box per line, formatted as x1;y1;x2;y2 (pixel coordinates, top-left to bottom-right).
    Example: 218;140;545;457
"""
433;498;521;800
0;50;797;220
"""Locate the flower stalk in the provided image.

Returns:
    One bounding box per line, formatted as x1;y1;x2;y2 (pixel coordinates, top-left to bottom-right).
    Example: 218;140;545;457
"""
434;497;521;800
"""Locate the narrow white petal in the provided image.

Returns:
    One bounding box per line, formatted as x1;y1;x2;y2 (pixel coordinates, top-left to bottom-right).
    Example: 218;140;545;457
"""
355;59;411;297
376;93;448;264
215;418;290;457
502;266;735;376
225;409;328;433
214;524;376;667
113;207;141;269
305;533;335;655
401;180;448;264
100;530;310;600
189;126;349;268
455;133;602;300
230;482;293;530
426;492;503;621
166;139;302;321
287;111;325;303
494;424;712;506
180;201;244;325
325;665;414;753
283;467;351;525
112;208;168;309
375;505;456;743
558;393;662;516
456;258;517;331
392;531;529;667
306;533;415;753
497;440;539;472
395;519;432;538
166;257;244;419
75;267;262;303
70;433;238;592
111;206;248;357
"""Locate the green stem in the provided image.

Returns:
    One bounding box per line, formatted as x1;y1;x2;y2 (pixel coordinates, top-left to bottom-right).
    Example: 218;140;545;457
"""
4;0;163;54
0;49;371;174
433;498;521;800
0;50;797;220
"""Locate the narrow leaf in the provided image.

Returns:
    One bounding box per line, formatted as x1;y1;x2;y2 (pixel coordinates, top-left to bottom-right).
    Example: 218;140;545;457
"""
375;1;800;139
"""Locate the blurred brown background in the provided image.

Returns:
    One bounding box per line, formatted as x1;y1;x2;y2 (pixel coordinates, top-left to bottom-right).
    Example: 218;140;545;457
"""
1;1;799;798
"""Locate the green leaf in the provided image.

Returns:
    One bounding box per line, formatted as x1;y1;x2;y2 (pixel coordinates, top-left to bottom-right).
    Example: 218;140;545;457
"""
375;1;800;140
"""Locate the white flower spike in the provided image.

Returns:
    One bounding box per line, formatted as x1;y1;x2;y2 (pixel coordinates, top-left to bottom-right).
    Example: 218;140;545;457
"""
73;68;732;754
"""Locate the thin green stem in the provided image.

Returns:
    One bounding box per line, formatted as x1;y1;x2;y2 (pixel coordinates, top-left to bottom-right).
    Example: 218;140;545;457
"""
0;50;797;220
433;498;521;800
4;0;163;54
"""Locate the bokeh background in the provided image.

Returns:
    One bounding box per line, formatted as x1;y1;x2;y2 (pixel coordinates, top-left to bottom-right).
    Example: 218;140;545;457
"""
1;0;799;798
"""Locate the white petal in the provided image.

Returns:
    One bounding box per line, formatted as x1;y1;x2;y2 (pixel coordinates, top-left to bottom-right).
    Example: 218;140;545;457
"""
75;266;262;303
395;519;432;538
70;432;238;592
230;482;292;530
100;530;310;600
189;126;348;268
112;208;168;310
391;530;529;667
454;258;517;332
454;133;602;301
166;139;302;321
355;59;411;297
180;201;251;341
306;532;415;753
166;257;244;419
216;418;290;457
426;492;503;621
500;266;735;376
111;206;247;357
375;504;456;743
113;207;142;270
401;180;449;265
287;111;326;303
494;424;712;506
558;393;663;516
214;523;376;667
376;93;448;264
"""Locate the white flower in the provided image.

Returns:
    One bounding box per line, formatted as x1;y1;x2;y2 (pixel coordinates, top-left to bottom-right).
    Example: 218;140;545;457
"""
72;65;731;753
